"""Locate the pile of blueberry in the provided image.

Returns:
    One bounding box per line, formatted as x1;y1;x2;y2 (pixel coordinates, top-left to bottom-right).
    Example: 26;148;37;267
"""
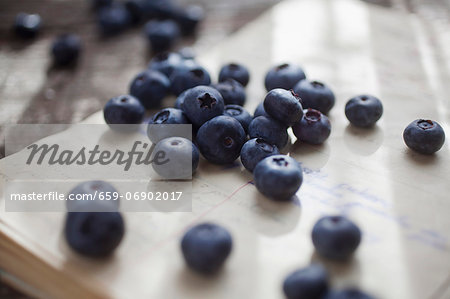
13;0;204;67
79;52;447;297
93;0;204;52
10;10;443;287
16;1;445;296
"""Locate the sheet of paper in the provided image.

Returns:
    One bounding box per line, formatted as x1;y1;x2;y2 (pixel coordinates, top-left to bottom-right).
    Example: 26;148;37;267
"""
1;0;449;298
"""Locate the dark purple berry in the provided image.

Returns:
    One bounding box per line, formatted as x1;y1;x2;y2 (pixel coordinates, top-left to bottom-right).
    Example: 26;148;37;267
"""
293;109;331;145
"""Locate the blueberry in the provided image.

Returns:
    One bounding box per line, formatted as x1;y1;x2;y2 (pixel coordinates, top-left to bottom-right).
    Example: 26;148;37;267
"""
312;215;361;261
212;79;246;106
293;109;331;145
218;63;250;87
147;108;190;144
324;288;375;299
64;210;125;257
148;51;183;78
51;34;82;66
283;264;329;299
240;138;279;172
141;0;176;19
178;47;196;60
253;155;303;200
151;108;189;125
170;63;211;96
104;95;145;131
293;80;335;115
196;115;246;164
91;0;113;10
224;105;252;133
129;70;170;109
67;181;120;212
403;119;445;155
265;63;306;91
124;0;144;25
264;89;303;126
181;86;224;127
254;102;269;118
13;13;41;39
144;20;180;53
345;95;383;127
97;4;131;36
248;116;288;149
174;90;188;110
174;5;205;36
152;137;199;179
181;223;232;274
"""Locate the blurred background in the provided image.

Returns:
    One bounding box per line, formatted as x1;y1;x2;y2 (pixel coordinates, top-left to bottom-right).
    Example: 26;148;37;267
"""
0;0;448;297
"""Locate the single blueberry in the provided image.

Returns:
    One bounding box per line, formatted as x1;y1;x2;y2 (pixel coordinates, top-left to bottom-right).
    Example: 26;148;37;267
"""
51;34;82;66
147;108;190;144
104;95;145;131
124;0;144;25
403;119;445;155
324;288;375;299
150;107;189;125
312;215;362;261
170;63;211;96
129;70;170;109
181;85;224;127
265;63;306;91
283;264;329;299
218;63;250;87
174;5;205;36
67;181;120;212
293;80;335;115
264;88;303;126
248;116;288;149
148;51;184;77
144;20;180;53
64;210;125;257
212;79;246;106
196;115;246;164
13;13;41;39
253;155;303;200
151;137;199;179
254;102;269;118
240;138;279;172
345;95;383;127
293;109;331;145
181;223;233;274
97;4;131;36
224;105;252;133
